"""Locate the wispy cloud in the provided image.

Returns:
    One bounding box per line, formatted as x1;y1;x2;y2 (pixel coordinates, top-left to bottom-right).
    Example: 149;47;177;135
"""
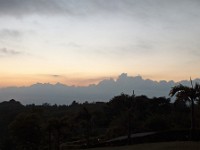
38;74;64;78
51;74;62;78
47;74;63;78
0;29;22;38
0;48;23;57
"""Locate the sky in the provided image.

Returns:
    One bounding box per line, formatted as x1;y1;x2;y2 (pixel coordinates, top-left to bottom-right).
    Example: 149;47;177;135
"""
1;73;199;105
0;0;200;88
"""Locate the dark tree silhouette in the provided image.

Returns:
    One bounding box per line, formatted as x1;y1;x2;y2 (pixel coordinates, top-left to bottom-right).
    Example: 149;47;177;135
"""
1;93;199;148
127;90;135;144
82;107;92;147
46;118;66;150
169;80;200;139
9;113;42;150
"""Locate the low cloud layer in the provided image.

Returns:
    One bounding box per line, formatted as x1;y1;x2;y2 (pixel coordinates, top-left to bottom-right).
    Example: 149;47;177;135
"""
0;73;199;105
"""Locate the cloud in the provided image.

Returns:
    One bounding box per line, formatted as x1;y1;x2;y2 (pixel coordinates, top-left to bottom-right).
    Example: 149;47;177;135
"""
41;74;63;78
0;0;199;21
0;0;108;16
0;73;199;105
51;75;62;78
0;0;63;16
0;48;23;57
0;29;22;38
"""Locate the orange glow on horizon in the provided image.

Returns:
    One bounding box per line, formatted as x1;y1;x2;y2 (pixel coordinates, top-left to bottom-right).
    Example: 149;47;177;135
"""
0;73;117;88
0;72;199;88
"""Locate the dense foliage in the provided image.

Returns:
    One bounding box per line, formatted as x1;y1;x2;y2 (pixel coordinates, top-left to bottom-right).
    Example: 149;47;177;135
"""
0;93;200;150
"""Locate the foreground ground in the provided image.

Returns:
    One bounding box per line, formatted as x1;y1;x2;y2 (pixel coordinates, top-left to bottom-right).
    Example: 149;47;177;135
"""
80;141;200;150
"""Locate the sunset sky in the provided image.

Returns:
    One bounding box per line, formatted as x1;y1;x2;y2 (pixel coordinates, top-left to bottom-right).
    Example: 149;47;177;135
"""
0;0;200;87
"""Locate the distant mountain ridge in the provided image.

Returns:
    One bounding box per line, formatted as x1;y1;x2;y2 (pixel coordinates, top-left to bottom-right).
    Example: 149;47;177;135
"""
0;73;200;105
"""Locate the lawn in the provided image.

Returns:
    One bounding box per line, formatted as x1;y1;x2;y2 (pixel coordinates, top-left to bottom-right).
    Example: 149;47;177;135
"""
80;141;200;150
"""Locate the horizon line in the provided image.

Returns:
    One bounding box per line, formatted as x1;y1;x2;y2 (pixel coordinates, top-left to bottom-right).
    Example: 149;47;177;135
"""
1;73;200;89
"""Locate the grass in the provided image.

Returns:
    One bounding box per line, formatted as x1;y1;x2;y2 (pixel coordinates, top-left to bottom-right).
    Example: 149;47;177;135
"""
80;141;200;150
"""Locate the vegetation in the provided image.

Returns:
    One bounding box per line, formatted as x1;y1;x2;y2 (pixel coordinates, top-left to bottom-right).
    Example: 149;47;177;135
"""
169;81;200;139
0;84;199;150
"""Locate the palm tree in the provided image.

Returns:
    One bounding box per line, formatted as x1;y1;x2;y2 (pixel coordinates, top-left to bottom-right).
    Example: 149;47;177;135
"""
169;79;200;138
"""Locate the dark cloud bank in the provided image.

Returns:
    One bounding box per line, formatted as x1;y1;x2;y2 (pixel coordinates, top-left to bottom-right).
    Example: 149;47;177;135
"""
0;0;199;19
0;73;199;105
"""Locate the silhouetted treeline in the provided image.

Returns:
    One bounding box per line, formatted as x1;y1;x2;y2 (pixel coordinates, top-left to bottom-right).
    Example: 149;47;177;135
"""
0;94;200;150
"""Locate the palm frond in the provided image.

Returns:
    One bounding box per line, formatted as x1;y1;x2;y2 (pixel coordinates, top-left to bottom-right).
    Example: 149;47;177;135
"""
175;90;190;102
194;83;200;91
169;82;200;102
169;84;190;97
194;83;200;100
